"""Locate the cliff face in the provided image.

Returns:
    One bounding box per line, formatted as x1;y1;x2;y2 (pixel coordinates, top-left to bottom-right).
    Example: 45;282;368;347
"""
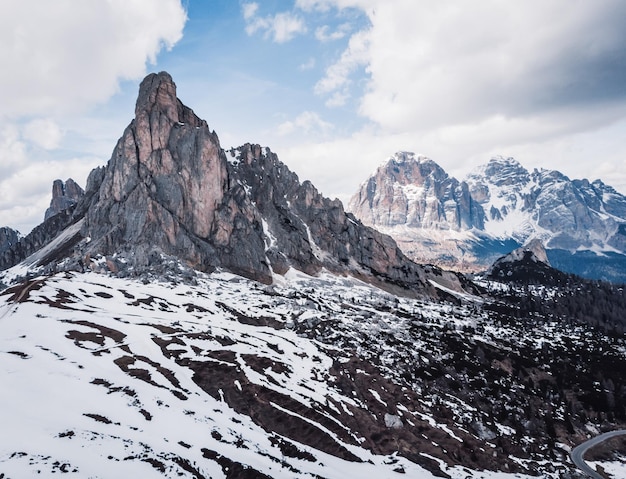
4;72;464;297
78;71;260;279
44;178;84;221
348;152;484;231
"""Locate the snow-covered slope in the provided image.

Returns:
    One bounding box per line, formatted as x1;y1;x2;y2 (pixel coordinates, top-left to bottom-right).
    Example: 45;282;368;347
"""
466;157;626;252
2;267;626;478
0;271;437;478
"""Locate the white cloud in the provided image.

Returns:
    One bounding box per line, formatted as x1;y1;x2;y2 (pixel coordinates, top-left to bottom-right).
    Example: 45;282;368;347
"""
242;2;259;21
325;91;350;108
22;119;63;150
339;1;626;135
314;29;369;95
0;0;187;117
272;12;308;43
315;23;350;42
0;124;27;178
242;5;307;43
277;111;333;137
295;0;334;13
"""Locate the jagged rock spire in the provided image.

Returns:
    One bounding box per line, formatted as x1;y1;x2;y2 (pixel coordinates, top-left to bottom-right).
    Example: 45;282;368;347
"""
44;178;84;221
4;72;475;298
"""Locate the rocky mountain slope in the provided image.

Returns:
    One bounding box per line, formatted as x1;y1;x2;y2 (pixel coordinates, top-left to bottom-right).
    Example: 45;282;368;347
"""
0;227;20;256
2;266;626;478
349;153;626;283
1;72;474;299
2;72;626;478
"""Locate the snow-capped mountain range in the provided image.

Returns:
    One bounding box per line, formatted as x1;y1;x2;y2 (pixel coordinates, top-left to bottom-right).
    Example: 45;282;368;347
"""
2;72;626;478
348;152;626;282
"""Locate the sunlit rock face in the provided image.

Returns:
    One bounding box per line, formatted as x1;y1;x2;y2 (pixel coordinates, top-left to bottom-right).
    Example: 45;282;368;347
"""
350;153;626;282
349;151;484;231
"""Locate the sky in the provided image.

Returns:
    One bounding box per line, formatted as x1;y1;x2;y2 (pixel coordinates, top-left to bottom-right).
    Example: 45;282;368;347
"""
1;0;626;234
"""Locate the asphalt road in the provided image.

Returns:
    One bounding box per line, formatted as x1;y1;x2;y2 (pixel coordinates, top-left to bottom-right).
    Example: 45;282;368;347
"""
571;430;626;478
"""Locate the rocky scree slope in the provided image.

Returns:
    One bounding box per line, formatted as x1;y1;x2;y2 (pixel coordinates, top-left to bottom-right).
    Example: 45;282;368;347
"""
349;153;626;282
2;265;626;477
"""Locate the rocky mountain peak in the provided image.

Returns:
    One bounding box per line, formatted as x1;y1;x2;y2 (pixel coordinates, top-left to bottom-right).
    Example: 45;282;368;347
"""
494;238;550;267
469;156;530;187
348;151;484;232
135;71;178;121
381;151;447;185
2;72;470;298
135;71;206;128
44;178;84;221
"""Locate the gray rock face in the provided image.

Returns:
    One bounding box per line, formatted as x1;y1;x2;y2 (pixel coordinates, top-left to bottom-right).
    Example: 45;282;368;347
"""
350;153;626;281
349;152;484;231
0;208;78;271
225;145;447;295
3;71;457;297
0;227;20;256
44;179;84;221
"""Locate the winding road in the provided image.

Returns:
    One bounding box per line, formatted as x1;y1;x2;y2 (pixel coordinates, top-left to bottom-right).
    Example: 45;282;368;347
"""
571;430;626;478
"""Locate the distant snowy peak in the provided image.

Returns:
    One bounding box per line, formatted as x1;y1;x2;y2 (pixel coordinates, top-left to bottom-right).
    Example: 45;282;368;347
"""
466;157;537;241
348;151;626;281
368;151;448;188
385;150;431;166
348;151;484;231
467;158;626;251
468;156;531;188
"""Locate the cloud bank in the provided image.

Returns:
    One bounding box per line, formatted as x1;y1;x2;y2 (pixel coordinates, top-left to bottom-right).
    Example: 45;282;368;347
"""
0;0;186;117
284;0;626;200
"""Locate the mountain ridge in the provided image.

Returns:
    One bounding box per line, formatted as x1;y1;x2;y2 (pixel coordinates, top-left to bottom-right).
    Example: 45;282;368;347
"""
1;72;473;299
349;151;626;282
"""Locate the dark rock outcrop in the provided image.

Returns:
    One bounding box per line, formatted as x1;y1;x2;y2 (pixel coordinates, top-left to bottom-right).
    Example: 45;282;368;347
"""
487;239;570;285
0;227;20;256
44;178;84;221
